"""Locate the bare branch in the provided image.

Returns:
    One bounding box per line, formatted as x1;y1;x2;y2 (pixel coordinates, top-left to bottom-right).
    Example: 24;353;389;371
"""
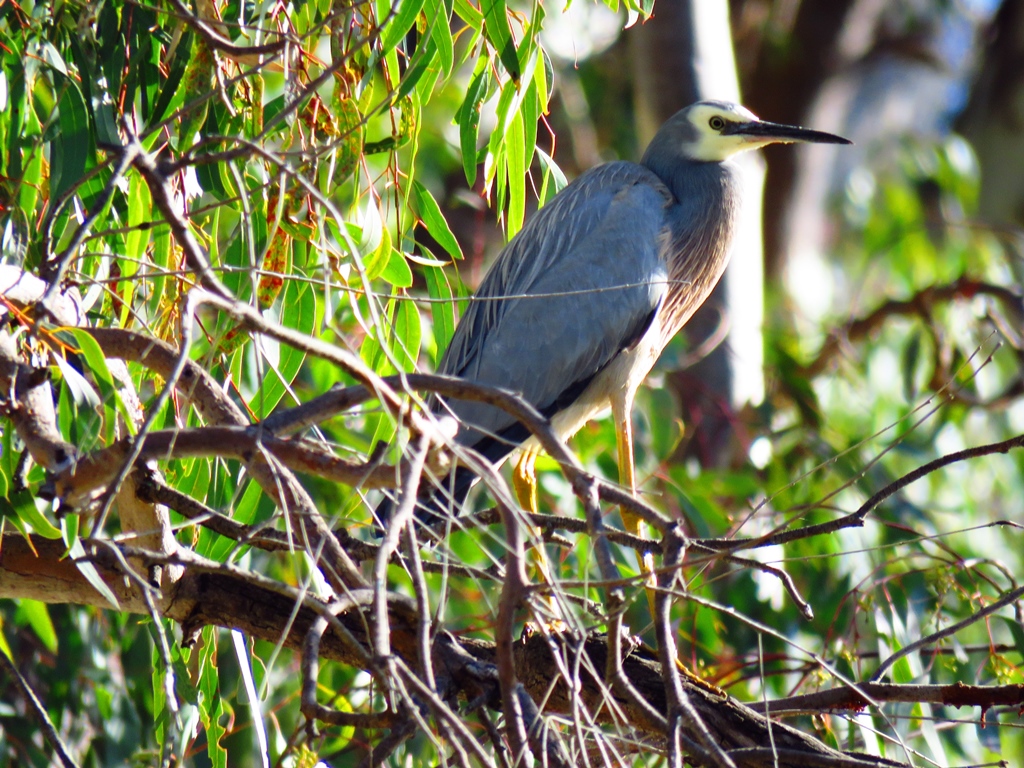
40;425;398;509
870;583;1024;683
1;533;918;767
749;681;1024;717
0;651;81;768
374;433;430;658
800;277;1024;378
162;0;288;58
129;141;234;301
264;372;673;533
40;144;139;303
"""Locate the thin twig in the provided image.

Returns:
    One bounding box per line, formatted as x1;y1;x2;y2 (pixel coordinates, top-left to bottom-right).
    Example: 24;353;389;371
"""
495;487;533;766
656;526;736;768
129;138;233;300
163;0;288;58
373;433;429;658
392;658;498;768
800;277;1024;378
40;144;139;304
300;593;394;727
135;476;294;551
0;652;81;768
87;291;207;537
870;583;1024;683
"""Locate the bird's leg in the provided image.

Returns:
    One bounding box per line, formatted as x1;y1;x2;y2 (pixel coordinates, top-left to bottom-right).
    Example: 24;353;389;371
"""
612;393;657;613
513;449;539;514
513;450;561;623
613;396;723;695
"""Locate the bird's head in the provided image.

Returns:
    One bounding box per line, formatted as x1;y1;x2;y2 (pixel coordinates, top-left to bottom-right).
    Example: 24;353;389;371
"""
660;101;851;163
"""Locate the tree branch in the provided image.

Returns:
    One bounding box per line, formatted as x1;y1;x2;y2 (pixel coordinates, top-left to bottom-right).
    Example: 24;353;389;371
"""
0;533;920;767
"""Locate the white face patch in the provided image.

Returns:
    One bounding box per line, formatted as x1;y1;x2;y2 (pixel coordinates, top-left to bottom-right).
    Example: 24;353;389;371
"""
682;103;766;162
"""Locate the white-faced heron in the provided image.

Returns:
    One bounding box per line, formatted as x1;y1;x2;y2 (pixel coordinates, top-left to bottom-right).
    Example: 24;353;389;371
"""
389;101;849;584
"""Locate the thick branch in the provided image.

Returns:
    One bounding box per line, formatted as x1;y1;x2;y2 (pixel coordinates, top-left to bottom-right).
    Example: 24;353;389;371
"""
750;681;1024;716
0;533;913;767
265;372;673;533
41;425;398;510
800;277;1024;378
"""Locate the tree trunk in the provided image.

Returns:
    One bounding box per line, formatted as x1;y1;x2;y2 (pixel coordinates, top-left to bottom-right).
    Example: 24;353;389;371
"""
958;0;1024;242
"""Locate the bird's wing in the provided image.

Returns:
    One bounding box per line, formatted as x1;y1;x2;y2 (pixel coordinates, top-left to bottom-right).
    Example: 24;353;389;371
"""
437;161;673;455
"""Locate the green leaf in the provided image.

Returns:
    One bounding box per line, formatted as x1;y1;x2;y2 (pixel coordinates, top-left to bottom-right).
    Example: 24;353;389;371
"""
49;74;92;203
522;75;540;168
67;331;113;391
61;508;80;548
411;181;463;261
452;0;484;29
480;0;520;81
198;628;228;768
424;264;456;364
170;644;199;706
506;107;526;238
392;297;422;372
19;135;45;219
248;279;319;418
424;0;454;79
125;172;152;262
459;70;489;186
405;251;451;267
0;618;12;661
3;490;62;539
14;600;58;653
382;248;414;287
152;32;193;124
69;538;121;610
68;329;122;435
233;479;263;528
360;331;395;377
537;147;567;206
363;228;392;281
534;49;552;114
332;94;364;183
395;35;437;102
378;0;427;55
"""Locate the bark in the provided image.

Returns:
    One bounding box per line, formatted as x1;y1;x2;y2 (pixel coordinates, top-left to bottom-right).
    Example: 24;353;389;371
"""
0;533;920;768
958;0;1024;232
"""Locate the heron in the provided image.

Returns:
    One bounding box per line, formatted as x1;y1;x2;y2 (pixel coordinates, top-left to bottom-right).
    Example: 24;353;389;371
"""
389;100;849;587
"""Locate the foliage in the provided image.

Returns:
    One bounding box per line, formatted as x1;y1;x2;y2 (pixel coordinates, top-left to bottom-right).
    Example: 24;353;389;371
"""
1;0;1023;766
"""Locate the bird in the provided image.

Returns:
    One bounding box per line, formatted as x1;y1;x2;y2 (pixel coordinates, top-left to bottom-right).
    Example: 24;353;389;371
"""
385;101;849;574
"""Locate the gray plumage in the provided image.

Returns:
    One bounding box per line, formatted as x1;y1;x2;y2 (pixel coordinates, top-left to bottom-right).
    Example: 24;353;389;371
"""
388;100;850;520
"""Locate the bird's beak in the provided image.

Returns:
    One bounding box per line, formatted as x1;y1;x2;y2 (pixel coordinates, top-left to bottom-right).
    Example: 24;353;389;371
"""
724;119;852;146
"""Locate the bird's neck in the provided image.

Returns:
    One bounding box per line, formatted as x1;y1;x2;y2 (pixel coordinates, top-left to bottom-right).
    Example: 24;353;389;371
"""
646;156;744;344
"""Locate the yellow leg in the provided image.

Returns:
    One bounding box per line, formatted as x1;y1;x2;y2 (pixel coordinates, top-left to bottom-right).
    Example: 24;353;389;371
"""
613;395;724;696
612;394;657;617
513;450;563;622
513;449;539;514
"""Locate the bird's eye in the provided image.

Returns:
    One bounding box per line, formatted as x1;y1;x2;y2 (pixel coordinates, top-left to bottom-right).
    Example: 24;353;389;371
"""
709;116;726;131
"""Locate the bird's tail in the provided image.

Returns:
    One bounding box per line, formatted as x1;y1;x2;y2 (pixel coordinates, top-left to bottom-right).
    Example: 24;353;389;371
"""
374;466;478;530
374;425;523;532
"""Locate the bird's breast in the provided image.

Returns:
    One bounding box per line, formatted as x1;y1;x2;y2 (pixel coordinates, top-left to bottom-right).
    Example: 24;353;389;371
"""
521;315;667;449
